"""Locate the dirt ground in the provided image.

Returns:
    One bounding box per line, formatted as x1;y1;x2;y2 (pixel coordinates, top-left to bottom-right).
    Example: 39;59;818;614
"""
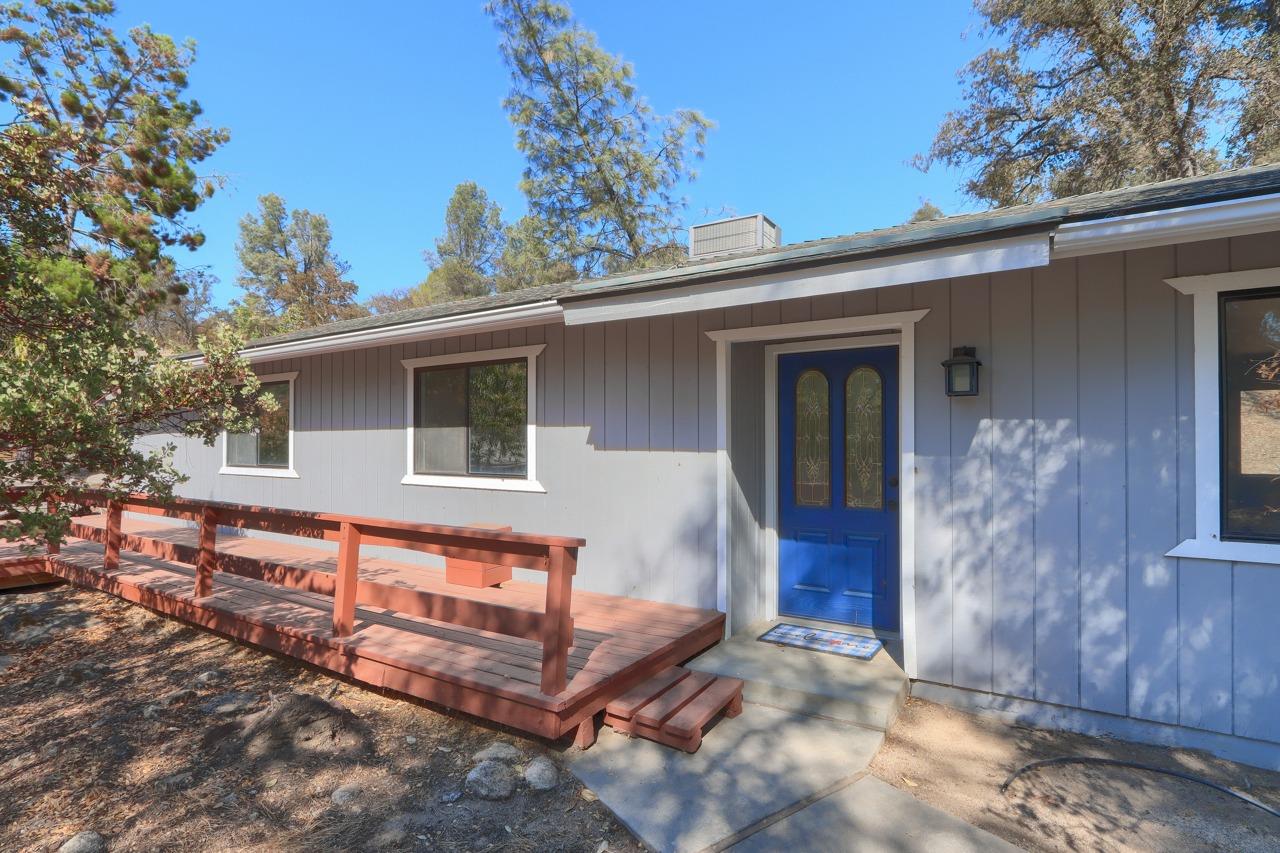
870;697;1280;852
0;584;641;853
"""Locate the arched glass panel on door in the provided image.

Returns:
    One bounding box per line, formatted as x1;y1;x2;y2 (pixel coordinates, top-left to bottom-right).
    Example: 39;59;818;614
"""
845;366;883;509
794;369;830;506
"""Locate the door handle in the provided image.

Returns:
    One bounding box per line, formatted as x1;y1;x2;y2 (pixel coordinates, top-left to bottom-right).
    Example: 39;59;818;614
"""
888;476;899;488
888;499;898;512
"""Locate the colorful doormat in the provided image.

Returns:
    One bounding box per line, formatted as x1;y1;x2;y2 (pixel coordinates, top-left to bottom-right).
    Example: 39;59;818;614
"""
758;623;883;660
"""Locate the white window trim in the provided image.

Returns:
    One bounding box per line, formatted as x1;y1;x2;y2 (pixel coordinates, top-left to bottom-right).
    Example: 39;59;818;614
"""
1166;267;1280;565
219;371;300;479
400;344;546;493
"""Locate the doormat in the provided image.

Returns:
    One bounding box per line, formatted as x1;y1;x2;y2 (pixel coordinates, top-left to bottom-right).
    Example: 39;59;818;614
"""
758;623;883;660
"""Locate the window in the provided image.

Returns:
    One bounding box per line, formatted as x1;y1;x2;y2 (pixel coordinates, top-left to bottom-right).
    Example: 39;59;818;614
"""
220;372;298;478
845;366;884;509
1166;267;1280;564
401;345;544;492
794;369;830;507
413;360;527;477
1221;287;1280;542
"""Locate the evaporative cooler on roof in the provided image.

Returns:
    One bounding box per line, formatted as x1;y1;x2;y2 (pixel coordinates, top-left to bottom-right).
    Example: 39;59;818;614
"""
688;214;781;259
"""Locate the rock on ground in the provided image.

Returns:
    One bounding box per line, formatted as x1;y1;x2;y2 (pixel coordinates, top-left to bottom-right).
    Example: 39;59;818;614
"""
524;756;559;791
57;831;106;853
472;741;522;763
330;782;361;806
465;759;518;801
199;691;258;715
193;670;224;686
233;693;374;761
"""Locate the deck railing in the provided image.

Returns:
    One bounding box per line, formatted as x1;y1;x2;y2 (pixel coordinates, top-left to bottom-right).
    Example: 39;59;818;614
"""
61;493;584;696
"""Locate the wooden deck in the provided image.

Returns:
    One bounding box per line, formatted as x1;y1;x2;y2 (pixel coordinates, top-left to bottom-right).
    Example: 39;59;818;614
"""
0;541;57;589
31;512;724;743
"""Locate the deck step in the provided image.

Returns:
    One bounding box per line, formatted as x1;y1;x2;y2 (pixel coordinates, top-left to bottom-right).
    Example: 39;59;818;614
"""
0;555;59;590
603;666;744;753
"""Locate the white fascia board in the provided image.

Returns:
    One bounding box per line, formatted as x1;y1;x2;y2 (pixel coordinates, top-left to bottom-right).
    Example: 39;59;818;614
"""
186;301;562;365
561;233;1049;326
1052;191;1280;258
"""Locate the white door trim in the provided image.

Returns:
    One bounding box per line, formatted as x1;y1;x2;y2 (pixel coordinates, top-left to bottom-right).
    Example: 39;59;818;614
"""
708;309;926;678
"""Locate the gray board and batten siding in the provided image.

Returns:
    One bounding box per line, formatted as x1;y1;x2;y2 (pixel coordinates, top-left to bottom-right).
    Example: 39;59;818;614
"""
721;232;1280;763
147;230;1280;764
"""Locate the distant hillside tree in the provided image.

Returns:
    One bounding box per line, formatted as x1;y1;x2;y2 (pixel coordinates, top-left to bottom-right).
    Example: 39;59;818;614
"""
907;201;944;223
375;183;574;311
495;215;575;292
917;0;1280;206
488;0;713;276
234;194;365;332
138;266;217;353
364;287;431;315
419;182;507;303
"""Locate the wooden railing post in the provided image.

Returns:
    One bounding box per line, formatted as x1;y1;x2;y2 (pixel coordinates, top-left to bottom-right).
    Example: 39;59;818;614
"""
103;500;122;572
194;506;218;598
332;521;361;638
539;545;577;696
46;498;60;556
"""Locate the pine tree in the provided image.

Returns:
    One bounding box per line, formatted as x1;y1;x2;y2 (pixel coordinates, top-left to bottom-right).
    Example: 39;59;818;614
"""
234;194;364;332
0;0;265;545
488;0;712;276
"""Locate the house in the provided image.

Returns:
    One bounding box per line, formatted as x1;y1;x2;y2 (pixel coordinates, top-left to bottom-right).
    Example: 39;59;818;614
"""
157;163;1280;769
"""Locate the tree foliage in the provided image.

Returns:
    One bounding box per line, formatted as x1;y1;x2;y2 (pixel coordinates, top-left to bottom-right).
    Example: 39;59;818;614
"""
495;213;574;292
136;264;217;353
0;0;265;545
918;0;1280;206
393;183;574;309
234;193;365;332
907;200;945;223
419;182;507;303
488;0;712;276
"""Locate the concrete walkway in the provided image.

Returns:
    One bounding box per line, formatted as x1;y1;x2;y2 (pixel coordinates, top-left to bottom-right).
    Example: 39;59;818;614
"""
689;622;909;730
567;631;1021;852
567;702;1021;852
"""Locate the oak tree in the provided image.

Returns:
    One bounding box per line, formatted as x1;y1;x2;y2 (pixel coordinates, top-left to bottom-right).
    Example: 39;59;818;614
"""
919;0;1280;206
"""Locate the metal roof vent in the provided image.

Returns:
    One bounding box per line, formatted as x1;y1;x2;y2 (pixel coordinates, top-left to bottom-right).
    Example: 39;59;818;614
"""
689;214;781;260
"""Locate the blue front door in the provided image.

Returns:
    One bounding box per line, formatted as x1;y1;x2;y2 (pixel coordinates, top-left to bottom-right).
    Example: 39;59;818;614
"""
778;346;900;631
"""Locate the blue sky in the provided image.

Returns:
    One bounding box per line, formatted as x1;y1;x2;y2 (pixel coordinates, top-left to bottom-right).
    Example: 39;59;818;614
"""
118;1;989;307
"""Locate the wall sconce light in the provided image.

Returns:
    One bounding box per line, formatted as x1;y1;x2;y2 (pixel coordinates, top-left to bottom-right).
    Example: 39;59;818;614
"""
942;346;981;397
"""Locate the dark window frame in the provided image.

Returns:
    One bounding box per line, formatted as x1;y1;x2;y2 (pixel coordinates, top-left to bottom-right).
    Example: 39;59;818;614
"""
225;378;293;470
1218;286;1280;543
412;357;529;479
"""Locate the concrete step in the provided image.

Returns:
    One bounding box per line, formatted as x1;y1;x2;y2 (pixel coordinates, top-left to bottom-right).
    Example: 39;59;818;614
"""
689;622;909;731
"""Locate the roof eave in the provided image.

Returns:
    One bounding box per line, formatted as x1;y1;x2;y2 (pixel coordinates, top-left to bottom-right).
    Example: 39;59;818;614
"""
181;299;563;365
